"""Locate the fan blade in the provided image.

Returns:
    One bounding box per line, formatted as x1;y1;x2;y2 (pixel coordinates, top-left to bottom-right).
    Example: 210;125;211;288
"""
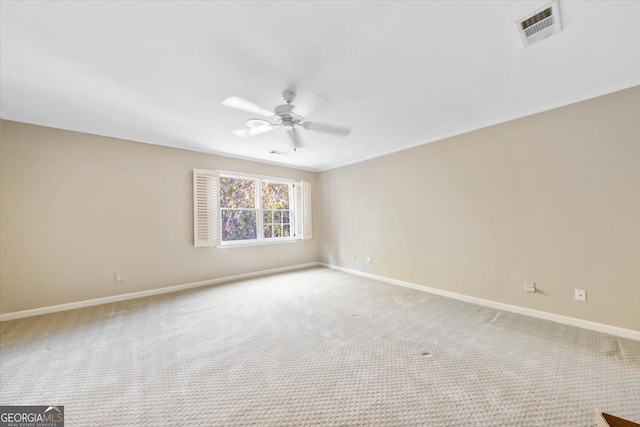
291;91;331;117
232;125;275;137
302;122;352;137
222;96;273;117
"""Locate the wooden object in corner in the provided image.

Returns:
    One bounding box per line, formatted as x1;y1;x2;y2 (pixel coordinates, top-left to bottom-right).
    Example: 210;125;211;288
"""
596;409;640;427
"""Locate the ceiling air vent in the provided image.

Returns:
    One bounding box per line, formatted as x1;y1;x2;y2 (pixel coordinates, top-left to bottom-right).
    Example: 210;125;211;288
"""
516;1;562;47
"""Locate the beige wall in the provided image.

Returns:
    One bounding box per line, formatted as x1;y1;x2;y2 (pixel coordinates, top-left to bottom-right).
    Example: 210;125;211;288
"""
0;120;319;314
2;87;639;331
318;86;640;331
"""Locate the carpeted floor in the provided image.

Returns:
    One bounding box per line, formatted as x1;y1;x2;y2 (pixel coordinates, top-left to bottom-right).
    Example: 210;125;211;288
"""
1;267;639;426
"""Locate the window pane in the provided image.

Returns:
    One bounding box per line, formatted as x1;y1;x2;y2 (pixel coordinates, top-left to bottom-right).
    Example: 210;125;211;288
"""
263;210;273;224
263;225;273;238
283;225;290;237
220;177;256;208
273;225;282;238
274;211;283;223
262;182;290;210
283;210;290;223
221;210;257;241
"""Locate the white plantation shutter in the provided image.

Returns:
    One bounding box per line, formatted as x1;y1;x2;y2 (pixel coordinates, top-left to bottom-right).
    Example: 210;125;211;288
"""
294;181;312;240
193;169;220;247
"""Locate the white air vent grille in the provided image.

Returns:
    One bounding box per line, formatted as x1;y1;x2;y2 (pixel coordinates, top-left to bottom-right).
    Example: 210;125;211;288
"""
522;9;554;37
516;1;562;47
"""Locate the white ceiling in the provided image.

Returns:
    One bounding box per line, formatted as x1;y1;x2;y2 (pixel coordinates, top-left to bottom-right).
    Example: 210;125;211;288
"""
1;1;639;172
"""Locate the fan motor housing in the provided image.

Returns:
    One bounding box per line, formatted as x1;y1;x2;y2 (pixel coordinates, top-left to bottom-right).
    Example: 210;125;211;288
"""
275;104;294;114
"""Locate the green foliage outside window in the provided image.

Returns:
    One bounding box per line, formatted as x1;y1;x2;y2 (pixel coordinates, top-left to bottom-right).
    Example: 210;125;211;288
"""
220;176;292;242
262;181;291;238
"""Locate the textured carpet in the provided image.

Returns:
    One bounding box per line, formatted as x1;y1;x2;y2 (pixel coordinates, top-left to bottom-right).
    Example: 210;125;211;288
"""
1;267;639;426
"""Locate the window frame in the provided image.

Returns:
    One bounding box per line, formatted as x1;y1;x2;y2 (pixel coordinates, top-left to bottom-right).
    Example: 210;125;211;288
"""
218;171;295;247
194;169;311;248
260;177;294;242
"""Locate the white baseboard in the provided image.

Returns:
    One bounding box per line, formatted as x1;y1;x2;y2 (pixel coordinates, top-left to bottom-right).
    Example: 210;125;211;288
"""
320;263;640;341
0;262;321;322
4;261;638;341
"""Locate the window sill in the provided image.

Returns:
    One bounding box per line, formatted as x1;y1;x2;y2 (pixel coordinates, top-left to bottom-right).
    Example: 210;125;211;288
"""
216;239;298;249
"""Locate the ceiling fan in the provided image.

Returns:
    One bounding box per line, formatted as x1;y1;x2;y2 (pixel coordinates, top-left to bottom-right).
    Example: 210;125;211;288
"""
222;90;352;151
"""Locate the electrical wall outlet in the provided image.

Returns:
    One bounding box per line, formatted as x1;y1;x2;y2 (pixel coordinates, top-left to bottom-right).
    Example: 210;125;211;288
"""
114;273;124;283
575;289;586;302
524;281;536;293
352;255;356;262
366;257;372;265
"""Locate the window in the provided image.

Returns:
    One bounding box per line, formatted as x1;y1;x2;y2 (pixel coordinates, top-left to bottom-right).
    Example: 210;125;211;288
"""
193;169;311;247
260;180;292;239
219;174;292;243
220;176;259;242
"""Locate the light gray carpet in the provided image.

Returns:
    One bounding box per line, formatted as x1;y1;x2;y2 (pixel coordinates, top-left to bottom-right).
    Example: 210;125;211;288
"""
1;267;639;426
